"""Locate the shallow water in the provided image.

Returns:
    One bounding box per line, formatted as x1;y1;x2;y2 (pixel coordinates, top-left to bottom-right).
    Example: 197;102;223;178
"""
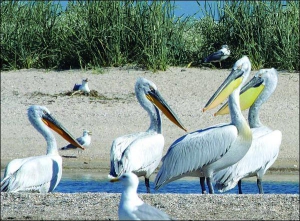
55;174;299;194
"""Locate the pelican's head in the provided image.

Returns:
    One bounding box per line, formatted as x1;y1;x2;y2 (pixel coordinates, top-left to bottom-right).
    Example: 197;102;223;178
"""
215;68;278;116
203;56;251;112
28;105;85;150
110;172;139;190
135;77;187;132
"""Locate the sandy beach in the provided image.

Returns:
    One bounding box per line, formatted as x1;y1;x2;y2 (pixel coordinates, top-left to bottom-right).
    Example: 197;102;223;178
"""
1;67;299;220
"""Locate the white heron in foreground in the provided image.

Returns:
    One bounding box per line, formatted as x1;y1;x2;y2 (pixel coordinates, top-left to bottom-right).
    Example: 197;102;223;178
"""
155;56;253;194
213;68;281;194
109;77;187;193
110;172;174;220
1;105;85;193
60;129;92;155
73;78;90;94
203;45;230;68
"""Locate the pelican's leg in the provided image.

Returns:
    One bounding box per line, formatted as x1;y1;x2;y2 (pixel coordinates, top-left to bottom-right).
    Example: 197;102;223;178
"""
238;180;243;194
257;178;264;194
145;178;150;193
206;177;214;194
200;177;207;194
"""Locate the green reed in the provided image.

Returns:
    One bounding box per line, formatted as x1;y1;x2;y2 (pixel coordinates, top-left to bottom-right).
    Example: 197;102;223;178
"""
1;0;299;71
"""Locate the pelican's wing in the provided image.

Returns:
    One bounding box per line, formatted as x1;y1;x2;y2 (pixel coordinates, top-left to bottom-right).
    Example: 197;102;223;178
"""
204;50;224;63
131;202;173;220
109;132;146;177
155;124;237;189
1;155;62;193
119;133;164;175
214;129;282;192
2;156;35;178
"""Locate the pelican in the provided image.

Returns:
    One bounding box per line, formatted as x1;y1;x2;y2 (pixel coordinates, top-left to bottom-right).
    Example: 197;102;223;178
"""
213;68;281;194
73;78;90;94
155;56;252;194
1;105;85;193
203;45;230;68
109;77;187;193
110;172;174;220
60;129;92;151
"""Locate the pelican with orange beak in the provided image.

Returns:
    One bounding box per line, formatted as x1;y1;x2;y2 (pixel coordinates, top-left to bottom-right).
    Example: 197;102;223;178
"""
1;105;85;193
109;77;187;193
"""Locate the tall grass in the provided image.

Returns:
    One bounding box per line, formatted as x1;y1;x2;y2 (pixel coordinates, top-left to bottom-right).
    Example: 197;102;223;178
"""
1;0;299;71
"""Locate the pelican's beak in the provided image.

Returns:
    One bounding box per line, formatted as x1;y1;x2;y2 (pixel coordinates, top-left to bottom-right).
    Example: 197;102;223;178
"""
214;75;265;116
42;113;85;150
203;68;244;112
146;90;187;132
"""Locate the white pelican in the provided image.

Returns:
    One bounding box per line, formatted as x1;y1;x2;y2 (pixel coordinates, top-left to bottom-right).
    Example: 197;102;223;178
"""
155;56;253;194
213;68;282;194
73;78;90;93
60;129;92;151
1;105;85;193
110;172;174;220
109;77;187;193
203;45;230;68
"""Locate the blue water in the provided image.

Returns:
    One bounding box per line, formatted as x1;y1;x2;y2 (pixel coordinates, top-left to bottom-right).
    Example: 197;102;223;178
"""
55;178;299;194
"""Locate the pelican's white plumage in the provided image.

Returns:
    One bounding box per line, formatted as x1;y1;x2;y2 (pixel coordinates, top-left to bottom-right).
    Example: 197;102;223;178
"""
110;172;174;220
1;105;85;193
60;129;92;150
213;68;281;194
109;77;186;193
155;56;253;194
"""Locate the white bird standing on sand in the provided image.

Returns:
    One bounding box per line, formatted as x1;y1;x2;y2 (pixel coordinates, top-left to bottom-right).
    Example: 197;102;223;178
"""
60;129;92;151
73;78;90;93
1;105;85;193
110;172;174;220
109;77;187;193
155;56;253;194
203;45;230;68
213;68;281;194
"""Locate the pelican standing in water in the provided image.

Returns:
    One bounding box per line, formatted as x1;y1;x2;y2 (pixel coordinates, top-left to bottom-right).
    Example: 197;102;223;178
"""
213;68;281;194
1;105;85;193
203;45;230;68
109;77;187;193
110;172;174;220
155;56;253;194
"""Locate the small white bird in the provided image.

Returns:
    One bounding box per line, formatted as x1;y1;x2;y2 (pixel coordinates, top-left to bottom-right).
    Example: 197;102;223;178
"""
110;172;174;220
213;68;282;194
60;129;92;151
203;45;230;68
1;105;85;193
73;78;90;94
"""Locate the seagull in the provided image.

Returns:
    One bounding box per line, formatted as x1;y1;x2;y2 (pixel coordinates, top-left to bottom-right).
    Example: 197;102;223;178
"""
203;45;230;68
1;105;85;193
109;77;187;193
60;129;92;151
213;68;282;194
154;56;253;194
110;172;174;220
72;78;90;94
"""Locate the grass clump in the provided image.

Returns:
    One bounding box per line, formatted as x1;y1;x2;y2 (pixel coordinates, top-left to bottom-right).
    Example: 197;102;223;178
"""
1;0;299;71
